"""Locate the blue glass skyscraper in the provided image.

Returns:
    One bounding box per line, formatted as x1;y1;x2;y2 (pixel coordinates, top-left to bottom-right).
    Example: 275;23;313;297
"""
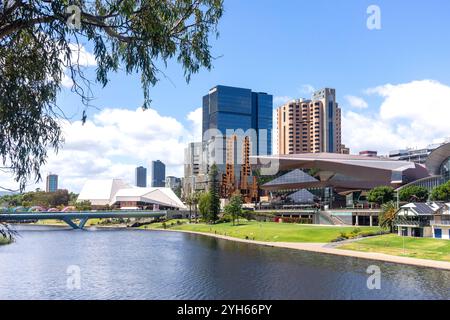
46;174;58;192
135;166;147;187
202;85;273;158
151;160;166;187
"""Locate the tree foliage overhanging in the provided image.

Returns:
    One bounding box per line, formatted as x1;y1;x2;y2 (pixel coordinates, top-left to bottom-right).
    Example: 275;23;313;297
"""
0;0;223;191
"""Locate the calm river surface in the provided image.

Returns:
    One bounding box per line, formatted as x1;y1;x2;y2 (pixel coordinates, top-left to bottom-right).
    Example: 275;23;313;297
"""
0;226;449;300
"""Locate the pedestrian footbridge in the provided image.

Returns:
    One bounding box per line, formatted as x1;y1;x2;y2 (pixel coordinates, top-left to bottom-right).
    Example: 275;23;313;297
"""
0;211;167;229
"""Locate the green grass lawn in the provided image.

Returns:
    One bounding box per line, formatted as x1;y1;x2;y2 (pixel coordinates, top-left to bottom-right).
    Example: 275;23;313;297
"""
338;234;450;262
144;220;381;243
140;219;190;230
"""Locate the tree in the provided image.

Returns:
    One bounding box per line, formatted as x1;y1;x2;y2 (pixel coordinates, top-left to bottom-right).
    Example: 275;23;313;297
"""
367;186;394;205
379;201;397;233
224;193;242;226
399;186;429;202
192;191;200;223
0;0;223;191
0;222;16;243
208;163;220;223
431;181;450;201
198;192;211;222
185;194;193;222
75;200;92;211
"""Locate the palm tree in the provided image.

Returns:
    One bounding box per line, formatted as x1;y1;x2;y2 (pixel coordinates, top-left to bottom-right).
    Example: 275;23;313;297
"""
379;201;397;233
0;222;16;244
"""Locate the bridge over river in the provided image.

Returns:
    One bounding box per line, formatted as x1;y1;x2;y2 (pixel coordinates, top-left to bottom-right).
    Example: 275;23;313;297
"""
0;211;167;229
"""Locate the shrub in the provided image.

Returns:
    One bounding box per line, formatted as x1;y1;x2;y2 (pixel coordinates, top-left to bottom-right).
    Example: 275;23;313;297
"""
217;214;232;223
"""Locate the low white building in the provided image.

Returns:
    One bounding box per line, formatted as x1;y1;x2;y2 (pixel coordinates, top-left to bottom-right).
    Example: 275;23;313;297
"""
77;179;186;210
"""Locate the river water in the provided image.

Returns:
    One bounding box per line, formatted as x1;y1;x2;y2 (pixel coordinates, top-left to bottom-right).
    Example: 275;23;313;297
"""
0;226;448;300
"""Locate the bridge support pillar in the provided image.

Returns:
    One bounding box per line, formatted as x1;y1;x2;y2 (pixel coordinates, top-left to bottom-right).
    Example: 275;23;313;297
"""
62;218;90;230
78;218;89;229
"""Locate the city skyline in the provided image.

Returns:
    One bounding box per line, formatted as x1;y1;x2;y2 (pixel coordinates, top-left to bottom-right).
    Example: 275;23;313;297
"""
3;1;450;192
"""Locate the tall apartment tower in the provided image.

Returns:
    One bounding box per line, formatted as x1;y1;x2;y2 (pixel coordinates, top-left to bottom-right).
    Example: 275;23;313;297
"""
277;88;343;154
312;88;342;153
46;174;58;192
151;160;166;187
135;166;147;187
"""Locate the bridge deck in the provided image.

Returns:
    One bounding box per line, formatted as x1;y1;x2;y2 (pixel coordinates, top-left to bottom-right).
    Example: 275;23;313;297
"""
0;211;167;229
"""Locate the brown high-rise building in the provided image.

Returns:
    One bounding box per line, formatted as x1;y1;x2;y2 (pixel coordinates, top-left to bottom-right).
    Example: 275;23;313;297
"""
276;88;344;155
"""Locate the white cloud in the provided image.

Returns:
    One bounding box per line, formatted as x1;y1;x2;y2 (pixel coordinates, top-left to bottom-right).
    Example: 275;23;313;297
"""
60;44;97;88
299;84;315;95
186;107;203;141
343;79;450;155
0;107;202;193
68;43;97;67
344;95;368;109
273;96;292;106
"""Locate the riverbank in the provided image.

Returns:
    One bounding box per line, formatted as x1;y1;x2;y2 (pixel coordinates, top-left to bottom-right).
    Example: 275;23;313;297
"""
338;234;450;262
141;220;382;243
11;221;450;270
156;227;450;271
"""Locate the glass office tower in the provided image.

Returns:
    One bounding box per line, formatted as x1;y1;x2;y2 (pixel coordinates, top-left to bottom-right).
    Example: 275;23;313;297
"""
46;174;58;192
151;160;166;187
135;166;147;188
202;85;273;171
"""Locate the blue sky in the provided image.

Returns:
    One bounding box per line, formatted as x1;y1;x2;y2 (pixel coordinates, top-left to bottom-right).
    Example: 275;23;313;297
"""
59;0;450;121
5;0;450;192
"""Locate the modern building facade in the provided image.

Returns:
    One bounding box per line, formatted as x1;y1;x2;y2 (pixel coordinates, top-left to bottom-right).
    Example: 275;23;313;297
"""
397;142;450;192
77;179;186;210
46;174;58;193
200;85;273;201
254;153;430;193
165;176;181;190
389;143;444;164
202;85;273;166
135;166;147;188
183;142;209;196
151;160;166;187
276;88;343;155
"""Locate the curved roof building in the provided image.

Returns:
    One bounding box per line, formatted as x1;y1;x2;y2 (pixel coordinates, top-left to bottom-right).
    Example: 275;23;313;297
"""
397;143;450;191
77;179;186;209
253;153;430;192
